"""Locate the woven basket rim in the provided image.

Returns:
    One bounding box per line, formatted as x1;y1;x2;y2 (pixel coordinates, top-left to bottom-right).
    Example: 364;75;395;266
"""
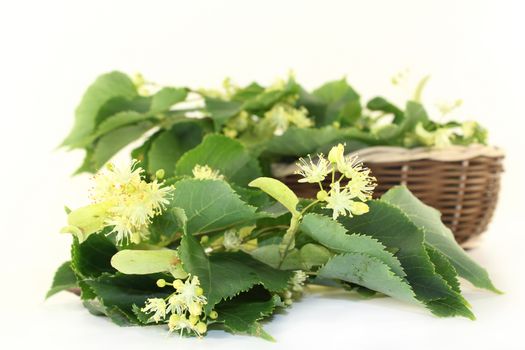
272;144;504;178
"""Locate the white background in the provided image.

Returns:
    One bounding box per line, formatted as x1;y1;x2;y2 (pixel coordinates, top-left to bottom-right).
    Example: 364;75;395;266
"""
1;0;524;349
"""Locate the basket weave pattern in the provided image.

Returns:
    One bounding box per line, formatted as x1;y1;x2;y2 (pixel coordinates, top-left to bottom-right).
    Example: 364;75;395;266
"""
278;147;504;246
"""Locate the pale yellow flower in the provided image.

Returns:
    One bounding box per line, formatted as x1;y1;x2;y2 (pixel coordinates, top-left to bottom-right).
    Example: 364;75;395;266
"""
192;164;224;180
291;270;307;293
168;314;207;336
91;161;174;245
223;229;242;251
346;168;376;202
167;275;207;316
141;298;167;323
295;154;331;184
265;104;312;135
324;182;355;220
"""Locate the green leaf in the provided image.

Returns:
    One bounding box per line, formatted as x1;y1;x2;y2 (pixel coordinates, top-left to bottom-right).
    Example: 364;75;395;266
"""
425;245;461;294
231;184;273;209
110;249;180;275
84;273;168;325
250;245;304;270
318;252;416;303
146;122;204;175
311;78;361;126
77;122;153;173
95;95;151;127
179;233;293;313
175;134;262;186
375;101;429;144
150;87;188;113
299;243;333;268
215;297;276;340
300;213;405;277
231;82;264;102
170;179;258;235
242;79;299;113
205;97;243;131
262;126;377;157
402;101;429;132
366;97;404;124
130;131;161;172
248;177;299;216
94;111;153;137
63;71;137;148
92;122;153;169
71;234;117;278
380;186;500;293
148;207;183;244
340;201;474;318
46;261;78;299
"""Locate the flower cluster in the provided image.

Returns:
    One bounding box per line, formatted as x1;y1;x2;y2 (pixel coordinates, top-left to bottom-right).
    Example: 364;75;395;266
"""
142;275;215;337
295;143;376;220
192;164;224;180
91;161;174;245
264;104;312;135
280;270;308;306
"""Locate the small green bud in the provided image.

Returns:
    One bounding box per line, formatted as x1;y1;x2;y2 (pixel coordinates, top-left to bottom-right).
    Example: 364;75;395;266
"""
209;310;218;319
200;235;209;244
284;298;293;306
155;169;165;180
316;190;328;201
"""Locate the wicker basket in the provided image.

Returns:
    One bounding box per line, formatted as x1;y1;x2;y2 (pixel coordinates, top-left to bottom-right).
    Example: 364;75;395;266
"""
274;145;504;247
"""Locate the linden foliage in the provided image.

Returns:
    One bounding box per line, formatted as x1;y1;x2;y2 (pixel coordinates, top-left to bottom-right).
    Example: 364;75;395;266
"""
50;139;500;340
61;71;488;175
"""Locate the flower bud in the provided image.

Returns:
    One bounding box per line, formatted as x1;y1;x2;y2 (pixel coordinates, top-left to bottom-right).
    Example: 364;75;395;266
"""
195;322;207;334
189;315;200;325
316;190;328;201
209;310;218;320
155;169;165;180
328;143;345;164
173;279;184;290
156;279;167;288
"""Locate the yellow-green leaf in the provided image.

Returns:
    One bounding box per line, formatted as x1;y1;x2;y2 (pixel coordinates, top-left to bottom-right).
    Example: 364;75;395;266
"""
248;177;299;216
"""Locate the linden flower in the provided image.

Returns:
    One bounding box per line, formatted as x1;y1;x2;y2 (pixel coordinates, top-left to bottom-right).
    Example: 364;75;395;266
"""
346;168;377;202
167;275;207;316
223;229;242;251
265;104;313;135
141;298;167;323
327;143;371;179
291;270;307;293
91;161;174;245
192;164;224;180
168;314;207;336
287;106;313;129
325;182;359;220
295;154;331;184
